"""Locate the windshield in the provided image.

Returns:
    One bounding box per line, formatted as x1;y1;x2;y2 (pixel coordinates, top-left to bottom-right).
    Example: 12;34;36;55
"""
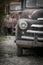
10;2;21;11
26;0;43;8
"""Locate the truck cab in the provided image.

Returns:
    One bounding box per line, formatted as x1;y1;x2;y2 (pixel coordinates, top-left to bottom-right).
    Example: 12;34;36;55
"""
16;0;43;56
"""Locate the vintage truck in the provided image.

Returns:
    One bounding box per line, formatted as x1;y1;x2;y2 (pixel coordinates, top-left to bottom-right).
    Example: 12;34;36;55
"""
16;0;43;56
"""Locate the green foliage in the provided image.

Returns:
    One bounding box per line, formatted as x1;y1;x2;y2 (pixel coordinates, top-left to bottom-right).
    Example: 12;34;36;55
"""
0;36;6;42
0;0;20;3
0;15;4;26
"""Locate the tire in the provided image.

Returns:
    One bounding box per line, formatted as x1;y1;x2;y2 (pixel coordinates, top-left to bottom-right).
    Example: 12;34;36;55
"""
16;46;23;57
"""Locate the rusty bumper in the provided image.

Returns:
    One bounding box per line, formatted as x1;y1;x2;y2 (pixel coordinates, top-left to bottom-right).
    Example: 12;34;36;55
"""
16;40;43;48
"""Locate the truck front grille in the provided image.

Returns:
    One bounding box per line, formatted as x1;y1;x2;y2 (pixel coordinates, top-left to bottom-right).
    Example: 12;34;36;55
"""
21;21;43;42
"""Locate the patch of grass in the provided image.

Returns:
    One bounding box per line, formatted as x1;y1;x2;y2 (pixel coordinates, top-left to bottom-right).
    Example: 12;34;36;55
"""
0;36;7;42
8;51;16;57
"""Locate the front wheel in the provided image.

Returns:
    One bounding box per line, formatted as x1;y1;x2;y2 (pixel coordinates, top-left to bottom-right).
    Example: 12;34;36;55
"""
16;46;23;57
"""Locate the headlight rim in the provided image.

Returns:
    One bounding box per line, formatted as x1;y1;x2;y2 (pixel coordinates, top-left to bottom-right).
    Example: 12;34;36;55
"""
18;19;28;30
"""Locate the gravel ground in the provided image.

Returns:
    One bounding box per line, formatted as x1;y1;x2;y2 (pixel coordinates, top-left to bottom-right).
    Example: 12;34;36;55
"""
0;36;43;65
0;55;43;65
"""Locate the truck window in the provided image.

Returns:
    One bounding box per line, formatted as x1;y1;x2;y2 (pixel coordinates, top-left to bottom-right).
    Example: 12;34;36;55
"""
26;0;43;8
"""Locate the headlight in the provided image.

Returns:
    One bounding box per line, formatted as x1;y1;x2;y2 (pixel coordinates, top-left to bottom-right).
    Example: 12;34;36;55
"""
18;19;27;30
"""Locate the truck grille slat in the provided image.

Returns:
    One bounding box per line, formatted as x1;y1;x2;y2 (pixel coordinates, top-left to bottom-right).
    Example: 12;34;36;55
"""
27;30;43;34
21;36;43;41
31;24;43;28
21;36;34;40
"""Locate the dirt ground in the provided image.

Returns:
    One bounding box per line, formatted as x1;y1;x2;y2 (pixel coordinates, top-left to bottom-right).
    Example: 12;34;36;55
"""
0;36;43;65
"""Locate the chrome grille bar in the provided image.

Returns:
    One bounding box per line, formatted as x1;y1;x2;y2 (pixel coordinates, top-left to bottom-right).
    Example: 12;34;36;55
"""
38;38;43;40
21;36;43;41
21;36;34;40
31;24;43;28
27;30;43;34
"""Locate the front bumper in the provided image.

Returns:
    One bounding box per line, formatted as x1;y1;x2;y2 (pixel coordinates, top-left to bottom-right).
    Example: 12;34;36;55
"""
16;40;43;48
